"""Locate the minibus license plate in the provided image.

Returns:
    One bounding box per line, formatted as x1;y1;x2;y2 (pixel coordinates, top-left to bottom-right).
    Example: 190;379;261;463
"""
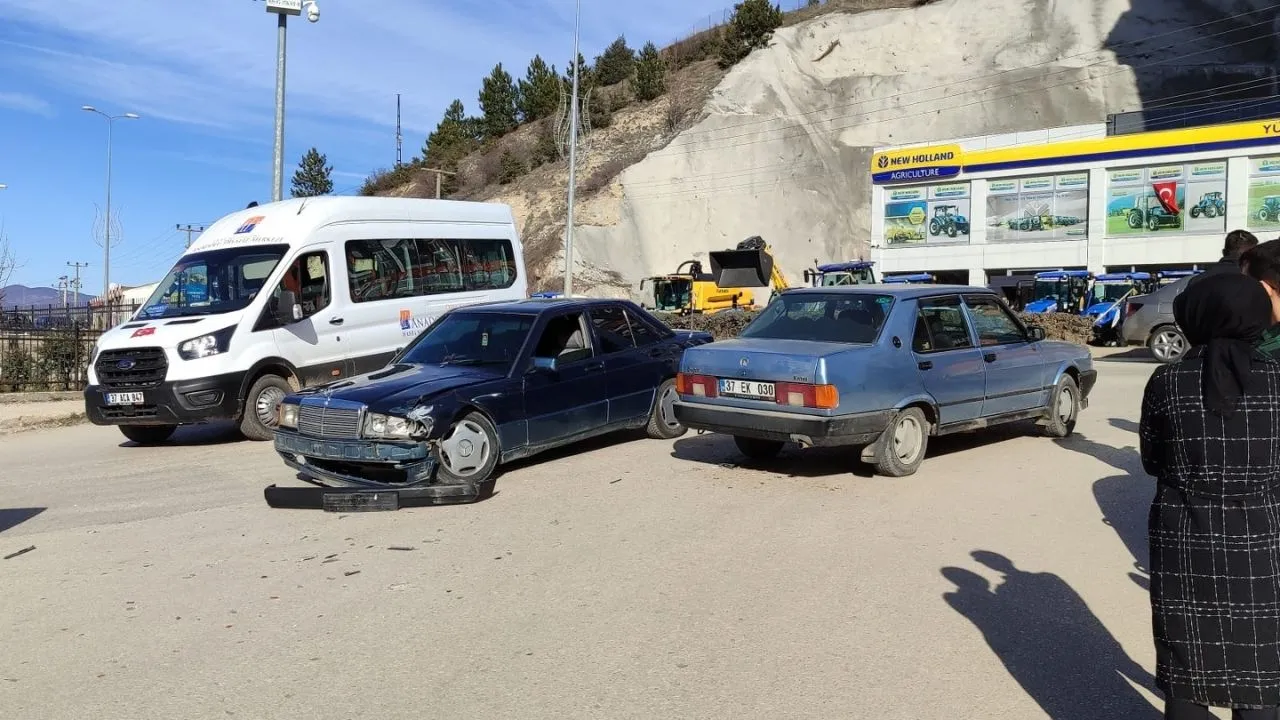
105;392;145;406
718;379;774;400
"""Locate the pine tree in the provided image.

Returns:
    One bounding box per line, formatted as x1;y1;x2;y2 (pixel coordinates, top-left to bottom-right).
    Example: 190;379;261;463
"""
718;0;785;68
594;35;636;86
564;53;594;94
423;99;479;196
518;55;562;122
634;42;667;101
479;63;520;141
290;147;333;197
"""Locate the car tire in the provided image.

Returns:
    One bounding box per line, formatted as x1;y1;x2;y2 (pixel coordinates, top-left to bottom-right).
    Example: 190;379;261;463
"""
873;407;930;478
645;379;687;440
1042;374;1079;439
119;425;176;445
733;436;783;461
433;412;501;495
1147;325;1188;364
239;374;292;441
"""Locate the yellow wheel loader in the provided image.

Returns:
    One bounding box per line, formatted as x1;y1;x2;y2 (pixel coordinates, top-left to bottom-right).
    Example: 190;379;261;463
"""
708;236;790;296
640;260;755;315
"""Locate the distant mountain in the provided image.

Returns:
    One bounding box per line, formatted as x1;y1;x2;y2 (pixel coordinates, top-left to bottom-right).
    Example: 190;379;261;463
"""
1;284;95;309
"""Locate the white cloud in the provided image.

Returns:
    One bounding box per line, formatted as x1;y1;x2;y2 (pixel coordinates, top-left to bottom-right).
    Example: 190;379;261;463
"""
0;90;53;116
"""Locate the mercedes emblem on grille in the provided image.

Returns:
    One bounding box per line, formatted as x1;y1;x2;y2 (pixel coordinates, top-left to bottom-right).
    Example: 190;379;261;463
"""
116;359;137;370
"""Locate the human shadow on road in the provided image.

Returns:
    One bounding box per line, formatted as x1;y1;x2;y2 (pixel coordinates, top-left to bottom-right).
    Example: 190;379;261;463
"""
0;507;45;533
671;422;1037;479
942;550;1159;719
1055;430;1153;591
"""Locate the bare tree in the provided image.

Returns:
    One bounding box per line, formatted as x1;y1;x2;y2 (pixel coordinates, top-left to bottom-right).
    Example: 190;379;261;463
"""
0;227;21;308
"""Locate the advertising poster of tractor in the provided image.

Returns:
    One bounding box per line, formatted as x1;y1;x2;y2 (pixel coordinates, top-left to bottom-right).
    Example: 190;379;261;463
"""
1104;161;1227;237
985;172;1089;242
882;182;971;245
1246;155;1280;230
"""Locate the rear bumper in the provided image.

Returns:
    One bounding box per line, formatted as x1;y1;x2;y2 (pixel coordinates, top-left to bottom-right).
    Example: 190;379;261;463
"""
673;401;893;447
84;371;245;426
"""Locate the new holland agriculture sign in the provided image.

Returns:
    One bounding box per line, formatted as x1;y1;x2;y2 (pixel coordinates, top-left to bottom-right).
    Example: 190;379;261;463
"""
871;119;1280;185
871;145;963;184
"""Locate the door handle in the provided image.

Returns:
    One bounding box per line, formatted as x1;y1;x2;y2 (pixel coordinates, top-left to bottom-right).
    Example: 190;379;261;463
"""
329;317;344;326
584;362;604;373
984;352;997;363
917;361;933;370
647;347;666;358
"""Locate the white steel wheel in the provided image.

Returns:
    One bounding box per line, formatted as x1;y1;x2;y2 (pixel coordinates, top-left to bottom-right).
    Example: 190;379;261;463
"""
874;407;930;478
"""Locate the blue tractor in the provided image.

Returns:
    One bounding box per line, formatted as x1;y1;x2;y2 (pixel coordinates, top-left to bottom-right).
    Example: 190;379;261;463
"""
803;261;879;287
882;273;937;284
1023;270;1093;314
1084;272;1157;346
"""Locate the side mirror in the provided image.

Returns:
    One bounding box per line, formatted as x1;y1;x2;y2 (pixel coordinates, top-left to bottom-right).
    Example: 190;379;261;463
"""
276;290;303;324
531;356;558;373
1027;326;1046;342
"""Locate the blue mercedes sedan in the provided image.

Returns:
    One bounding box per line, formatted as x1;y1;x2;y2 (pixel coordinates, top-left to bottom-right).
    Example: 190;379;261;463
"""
266;298;713;508
672;285;1096;477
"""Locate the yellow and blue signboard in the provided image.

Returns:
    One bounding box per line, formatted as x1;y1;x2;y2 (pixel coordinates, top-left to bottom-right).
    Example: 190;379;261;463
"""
871;119;1280;185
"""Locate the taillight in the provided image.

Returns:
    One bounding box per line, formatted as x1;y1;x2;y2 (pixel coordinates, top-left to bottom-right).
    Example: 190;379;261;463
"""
773;382;839;409
1126;302;1142;318
676;373;718;398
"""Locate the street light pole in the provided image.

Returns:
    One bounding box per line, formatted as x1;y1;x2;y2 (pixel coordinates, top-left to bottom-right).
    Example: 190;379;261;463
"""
264;0;320;203
564;0;581;297
82;106;138;300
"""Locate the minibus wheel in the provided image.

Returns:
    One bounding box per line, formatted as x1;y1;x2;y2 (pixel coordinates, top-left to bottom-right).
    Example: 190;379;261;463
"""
241;374;293;441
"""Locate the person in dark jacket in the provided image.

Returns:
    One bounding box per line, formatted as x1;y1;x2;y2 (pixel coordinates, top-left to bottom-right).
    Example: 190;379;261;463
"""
1184;230;1258;291
1142;271;1280;719
1240;239;1280;359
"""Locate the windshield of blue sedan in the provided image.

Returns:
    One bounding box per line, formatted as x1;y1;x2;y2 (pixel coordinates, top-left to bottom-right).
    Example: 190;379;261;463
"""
741;293;893;343
399;312;535;368
137;245;289;319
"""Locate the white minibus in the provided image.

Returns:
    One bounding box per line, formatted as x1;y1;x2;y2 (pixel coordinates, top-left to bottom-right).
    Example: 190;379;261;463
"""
84;196;528;444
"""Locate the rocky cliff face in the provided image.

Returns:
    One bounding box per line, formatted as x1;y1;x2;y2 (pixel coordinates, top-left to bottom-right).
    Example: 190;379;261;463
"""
393;0;1279;295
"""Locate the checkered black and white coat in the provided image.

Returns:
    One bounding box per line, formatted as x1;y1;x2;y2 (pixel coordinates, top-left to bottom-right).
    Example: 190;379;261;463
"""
1141;347;1280;709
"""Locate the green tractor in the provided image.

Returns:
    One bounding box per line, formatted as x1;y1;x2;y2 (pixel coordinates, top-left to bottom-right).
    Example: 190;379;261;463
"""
1257;196;1280;224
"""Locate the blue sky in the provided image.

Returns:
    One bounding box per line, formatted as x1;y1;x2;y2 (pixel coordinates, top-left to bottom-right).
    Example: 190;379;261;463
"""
0;0;735;297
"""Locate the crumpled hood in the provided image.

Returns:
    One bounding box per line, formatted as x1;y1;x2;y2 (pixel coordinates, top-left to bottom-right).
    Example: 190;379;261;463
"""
299;363;504;412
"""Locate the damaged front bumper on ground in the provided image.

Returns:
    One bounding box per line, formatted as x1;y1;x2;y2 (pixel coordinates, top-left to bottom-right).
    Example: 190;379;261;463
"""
265;430;479;510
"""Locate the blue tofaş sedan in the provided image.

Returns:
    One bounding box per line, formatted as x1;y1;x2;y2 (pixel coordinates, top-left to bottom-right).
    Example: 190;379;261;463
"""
673;285;1096;477
266;298;712;508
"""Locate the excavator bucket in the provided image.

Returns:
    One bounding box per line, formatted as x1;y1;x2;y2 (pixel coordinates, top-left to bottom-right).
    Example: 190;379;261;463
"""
709;249;773;288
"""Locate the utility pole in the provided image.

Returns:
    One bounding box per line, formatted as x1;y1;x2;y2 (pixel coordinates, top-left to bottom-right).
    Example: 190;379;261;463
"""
420;168;456;199
57;276;69;308
564;0;582;297
396;93;403;167
177;223;206;248
67;262;89;304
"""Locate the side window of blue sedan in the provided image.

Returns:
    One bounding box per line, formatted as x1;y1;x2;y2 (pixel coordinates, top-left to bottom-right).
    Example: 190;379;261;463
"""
590;306;634;354
964;295;1028;346
913;296;974;353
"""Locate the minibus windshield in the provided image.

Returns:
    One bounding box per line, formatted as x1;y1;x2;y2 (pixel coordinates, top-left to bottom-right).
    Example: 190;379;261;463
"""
136;244;290;319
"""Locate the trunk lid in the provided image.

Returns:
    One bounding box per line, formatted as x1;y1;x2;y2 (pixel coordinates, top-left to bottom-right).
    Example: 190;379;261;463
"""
679;338;855;385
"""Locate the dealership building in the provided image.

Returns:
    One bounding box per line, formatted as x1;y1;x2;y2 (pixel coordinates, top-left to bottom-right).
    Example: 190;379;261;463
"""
868;118;1280;285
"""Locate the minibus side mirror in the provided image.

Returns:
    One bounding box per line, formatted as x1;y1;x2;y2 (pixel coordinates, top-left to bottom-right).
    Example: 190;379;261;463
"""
276;290;303;324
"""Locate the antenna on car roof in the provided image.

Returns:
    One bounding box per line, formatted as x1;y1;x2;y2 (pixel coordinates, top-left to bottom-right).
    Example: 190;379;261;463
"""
247;201;259;208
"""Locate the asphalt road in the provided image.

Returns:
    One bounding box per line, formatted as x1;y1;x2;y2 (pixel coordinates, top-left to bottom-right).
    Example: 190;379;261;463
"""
0;353;1178;719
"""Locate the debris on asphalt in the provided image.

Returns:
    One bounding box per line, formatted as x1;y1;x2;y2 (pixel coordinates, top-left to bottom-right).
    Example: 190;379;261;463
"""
610;478;622;484
4;545;35;560
387;546;415;551
344;570;361;577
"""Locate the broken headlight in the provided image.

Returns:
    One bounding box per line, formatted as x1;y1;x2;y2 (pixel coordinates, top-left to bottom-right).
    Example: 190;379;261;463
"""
362;412;428;441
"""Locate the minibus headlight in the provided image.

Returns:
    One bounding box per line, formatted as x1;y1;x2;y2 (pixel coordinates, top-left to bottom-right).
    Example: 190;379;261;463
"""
277;402;299;429
178;326;235;360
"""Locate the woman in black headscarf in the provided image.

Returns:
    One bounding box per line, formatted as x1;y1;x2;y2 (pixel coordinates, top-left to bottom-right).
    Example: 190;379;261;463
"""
1141;271;1280;720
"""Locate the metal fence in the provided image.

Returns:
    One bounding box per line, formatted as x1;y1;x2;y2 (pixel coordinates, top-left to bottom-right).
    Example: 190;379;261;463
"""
0;304;139;393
